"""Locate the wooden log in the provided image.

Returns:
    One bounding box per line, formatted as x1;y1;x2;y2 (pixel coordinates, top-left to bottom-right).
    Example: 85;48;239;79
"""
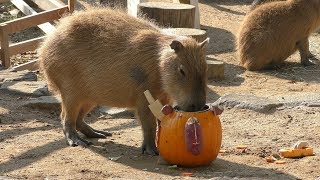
68;0;75;13
178;0;200;29
0;6;68;34
138;2;195;28
0;25;10;68
11;59;39;71
162;28;207;42
10;0;56;34
8;36;45;56
24;0;65;10
207;60;224;80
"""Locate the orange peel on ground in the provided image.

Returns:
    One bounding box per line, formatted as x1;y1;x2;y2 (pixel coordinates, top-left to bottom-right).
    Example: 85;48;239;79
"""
235;145;248;149
279;147;313;158
275;160;286;164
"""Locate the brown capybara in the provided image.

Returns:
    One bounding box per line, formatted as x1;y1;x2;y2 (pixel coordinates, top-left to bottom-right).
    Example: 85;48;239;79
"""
237;0;320;71
38;7;209;155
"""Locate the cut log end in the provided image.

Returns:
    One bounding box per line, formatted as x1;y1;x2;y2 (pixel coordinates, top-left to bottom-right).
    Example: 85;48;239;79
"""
138;2;195;28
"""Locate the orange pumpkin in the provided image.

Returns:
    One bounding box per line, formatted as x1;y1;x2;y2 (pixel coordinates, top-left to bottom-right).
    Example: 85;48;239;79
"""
157;105;222;167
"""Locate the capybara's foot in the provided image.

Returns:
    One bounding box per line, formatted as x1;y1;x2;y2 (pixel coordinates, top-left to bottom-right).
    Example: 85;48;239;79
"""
142;140;159;156
65;130;92;147
77;121;112;138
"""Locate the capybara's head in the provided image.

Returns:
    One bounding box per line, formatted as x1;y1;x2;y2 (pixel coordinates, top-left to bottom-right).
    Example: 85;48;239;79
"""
160;37;209;112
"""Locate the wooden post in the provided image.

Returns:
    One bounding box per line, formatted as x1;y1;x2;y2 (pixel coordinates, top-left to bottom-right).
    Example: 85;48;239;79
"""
68;0;75;13
0;24;10;68
162;28;207;42
138;2;195;28
178;0;200;29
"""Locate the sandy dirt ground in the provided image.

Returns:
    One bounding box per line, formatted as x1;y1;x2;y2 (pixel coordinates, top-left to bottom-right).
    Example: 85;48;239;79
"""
1;0;320;179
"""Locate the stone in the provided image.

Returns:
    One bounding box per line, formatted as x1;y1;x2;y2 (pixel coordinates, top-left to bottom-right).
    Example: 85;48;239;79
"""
212;93;320;113
207;59;224;80
0;81;49;97
23;96;61;111
212;94;283;113
0;70;37;82
277;93;320;107
99;106;135;119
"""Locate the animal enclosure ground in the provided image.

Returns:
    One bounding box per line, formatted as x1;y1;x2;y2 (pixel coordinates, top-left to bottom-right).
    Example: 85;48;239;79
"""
1;0;320;179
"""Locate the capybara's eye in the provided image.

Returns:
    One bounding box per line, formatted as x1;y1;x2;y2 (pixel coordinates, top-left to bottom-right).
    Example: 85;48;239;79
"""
178;65;186;77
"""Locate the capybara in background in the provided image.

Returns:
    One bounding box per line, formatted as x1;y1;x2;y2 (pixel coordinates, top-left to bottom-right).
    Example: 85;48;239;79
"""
237;0;320;71
38;7;209;155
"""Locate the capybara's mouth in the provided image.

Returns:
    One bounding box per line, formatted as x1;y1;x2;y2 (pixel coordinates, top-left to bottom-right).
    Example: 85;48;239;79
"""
174;105;209;112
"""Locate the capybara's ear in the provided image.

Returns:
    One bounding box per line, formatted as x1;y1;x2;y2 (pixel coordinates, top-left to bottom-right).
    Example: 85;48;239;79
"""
199;38;210;49
170;40;184;53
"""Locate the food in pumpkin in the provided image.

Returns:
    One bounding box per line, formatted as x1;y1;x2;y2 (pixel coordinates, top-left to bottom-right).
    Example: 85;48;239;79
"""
185;117;202;156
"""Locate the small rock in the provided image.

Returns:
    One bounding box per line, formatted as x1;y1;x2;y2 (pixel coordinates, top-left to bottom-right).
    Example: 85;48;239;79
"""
0;70;37;82
23;96;61;111
108;156;122;161
168;165;178;169
142;168;147;171
1;81;49;97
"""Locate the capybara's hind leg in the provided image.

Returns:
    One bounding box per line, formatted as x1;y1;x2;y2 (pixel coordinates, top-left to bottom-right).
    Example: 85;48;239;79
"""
136;96;158;156
297;38;316;66
61;100;92;147
76;103;112;138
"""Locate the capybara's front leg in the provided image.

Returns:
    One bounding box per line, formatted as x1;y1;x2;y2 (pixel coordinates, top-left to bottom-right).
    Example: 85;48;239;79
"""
136;96;158;156
297;38;316;66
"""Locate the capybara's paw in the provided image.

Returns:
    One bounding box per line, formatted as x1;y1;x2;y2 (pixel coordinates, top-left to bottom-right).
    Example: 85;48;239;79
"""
66;135;92;147
142;141;159;156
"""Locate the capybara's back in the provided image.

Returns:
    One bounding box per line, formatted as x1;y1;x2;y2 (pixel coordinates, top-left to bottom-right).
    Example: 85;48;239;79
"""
39;8;160;106
237;0;320;71
38;7;209;155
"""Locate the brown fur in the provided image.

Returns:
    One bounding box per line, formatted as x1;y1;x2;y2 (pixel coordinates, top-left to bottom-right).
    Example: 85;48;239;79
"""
237;0;320;71
38;7;209;155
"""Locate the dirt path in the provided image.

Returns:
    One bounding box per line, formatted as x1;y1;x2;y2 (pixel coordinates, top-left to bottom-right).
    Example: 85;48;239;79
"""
1;0;320;179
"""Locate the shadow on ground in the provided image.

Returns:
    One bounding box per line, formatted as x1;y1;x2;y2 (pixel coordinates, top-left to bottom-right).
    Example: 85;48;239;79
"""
202;25;235;55
259;61;320;83
87;142;298;179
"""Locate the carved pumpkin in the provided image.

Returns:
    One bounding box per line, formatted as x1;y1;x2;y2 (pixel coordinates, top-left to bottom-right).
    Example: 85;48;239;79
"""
157;105;222;167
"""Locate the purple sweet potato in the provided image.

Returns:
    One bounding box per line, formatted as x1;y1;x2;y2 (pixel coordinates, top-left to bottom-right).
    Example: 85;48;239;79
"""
185;117;202;155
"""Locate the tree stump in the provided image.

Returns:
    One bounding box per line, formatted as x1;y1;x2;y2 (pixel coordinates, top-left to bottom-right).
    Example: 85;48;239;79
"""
138;2;195;28
207;60;224;80
163;28;207;42
177;0;200;28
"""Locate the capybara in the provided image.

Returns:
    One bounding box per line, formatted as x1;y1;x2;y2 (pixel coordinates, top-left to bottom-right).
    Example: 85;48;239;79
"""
237;0;320;71
38;7;209;155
